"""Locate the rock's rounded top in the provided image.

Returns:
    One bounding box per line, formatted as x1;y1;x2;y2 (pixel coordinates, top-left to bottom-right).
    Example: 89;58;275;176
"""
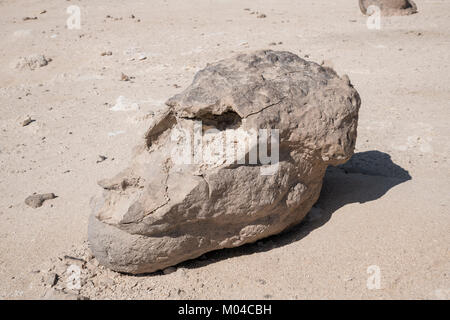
167;50;338;118
166;50;360;165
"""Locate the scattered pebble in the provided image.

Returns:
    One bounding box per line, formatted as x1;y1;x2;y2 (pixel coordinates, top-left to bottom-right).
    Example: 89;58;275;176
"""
105;15;123;21
137;53;147;61
96;155;108;163
25;193;56;208
100;51;112;56
120;73;131;81
257;14;267;19
44;272;59;287
343;276;353;282
22;16;37;21
13;54;51;70
21;117;34;126
269;41;283;46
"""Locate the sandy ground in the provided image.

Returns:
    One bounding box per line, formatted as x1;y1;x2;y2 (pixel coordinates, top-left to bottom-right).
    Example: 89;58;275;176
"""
0;0;449;299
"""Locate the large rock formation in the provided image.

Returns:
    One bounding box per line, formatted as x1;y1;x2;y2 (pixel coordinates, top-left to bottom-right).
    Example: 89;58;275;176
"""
88;50;361;274
359;0;417;16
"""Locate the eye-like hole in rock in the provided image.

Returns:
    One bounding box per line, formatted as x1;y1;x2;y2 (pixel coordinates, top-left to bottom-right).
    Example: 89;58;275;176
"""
188;110;242;131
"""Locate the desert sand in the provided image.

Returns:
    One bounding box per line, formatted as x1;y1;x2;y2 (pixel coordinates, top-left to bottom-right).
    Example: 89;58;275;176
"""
0;0;449;299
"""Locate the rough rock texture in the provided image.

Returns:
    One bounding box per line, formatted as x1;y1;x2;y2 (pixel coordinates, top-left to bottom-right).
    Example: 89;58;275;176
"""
25;193;56;208
88;50;361;274
359;0;417;16
13;54;51;70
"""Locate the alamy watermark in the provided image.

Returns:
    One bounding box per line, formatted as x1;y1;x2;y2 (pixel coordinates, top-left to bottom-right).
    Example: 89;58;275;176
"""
66;264;81;290
366;265;381;290
66;5;81;30
366;5;381;30
170;121;279;176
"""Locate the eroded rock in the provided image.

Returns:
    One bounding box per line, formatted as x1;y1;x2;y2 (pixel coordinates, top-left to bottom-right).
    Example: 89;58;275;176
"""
13;54;51;70
359;0;417;16
88;50;361;274
25;193;56;208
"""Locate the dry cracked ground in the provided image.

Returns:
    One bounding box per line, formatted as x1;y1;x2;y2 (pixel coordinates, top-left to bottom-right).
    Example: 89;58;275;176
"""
0;0;449;299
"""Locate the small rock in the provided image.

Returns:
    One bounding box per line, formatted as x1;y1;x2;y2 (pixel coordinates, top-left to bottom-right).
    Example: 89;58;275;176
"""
101;51;112;56
137;53;147;61
177;289;185;296
22;117;34;126
25;193;56;208
44;273;59;287
40;10;47;14
96;155;108;163
23;16;38;21
13;54;51;70
120;73;130;81
257;14;267;18
343;276;353;282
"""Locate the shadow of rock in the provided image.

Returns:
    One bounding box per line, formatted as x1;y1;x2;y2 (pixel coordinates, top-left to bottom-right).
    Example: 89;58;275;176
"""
172;150;412;271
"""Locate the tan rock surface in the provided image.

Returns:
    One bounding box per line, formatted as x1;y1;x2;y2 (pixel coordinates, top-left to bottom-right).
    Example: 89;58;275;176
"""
88;50;360;274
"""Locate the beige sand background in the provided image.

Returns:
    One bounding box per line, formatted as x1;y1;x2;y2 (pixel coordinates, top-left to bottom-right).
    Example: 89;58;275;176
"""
0;0;449;299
